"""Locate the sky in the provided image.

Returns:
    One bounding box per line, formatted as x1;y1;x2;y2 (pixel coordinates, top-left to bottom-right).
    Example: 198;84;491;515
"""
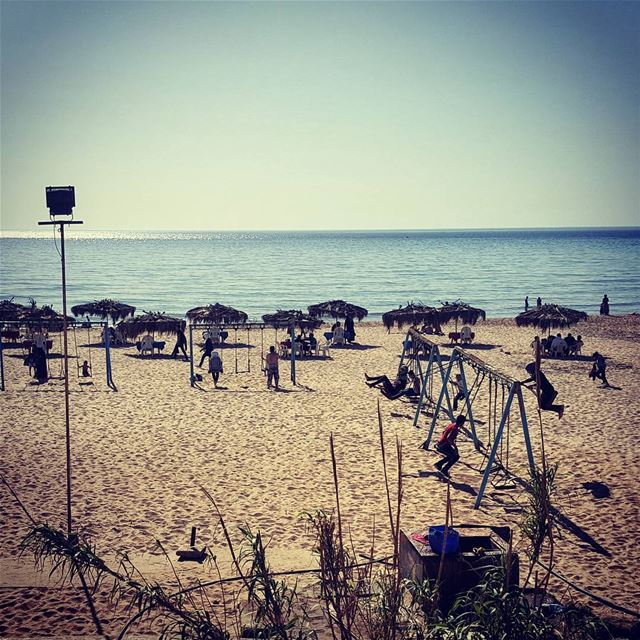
1;0;639;231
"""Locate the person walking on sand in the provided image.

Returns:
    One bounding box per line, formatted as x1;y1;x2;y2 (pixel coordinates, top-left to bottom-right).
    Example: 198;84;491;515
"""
434;415;466;478
209;350;223;388
524;296;529;312
199;335;214;368
172;327;188;360
589;351;609;387
521;362;564;419
266;346;280;390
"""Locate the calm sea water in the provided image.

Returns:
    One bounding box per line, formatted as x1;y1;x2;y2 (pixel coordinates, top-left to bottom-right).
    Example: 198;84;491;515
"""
1;228;638;321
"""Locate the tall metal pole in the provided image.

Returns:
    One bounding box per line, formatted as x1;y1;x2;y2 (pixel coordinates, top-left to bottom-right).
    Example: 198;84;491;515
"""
59;222;73;535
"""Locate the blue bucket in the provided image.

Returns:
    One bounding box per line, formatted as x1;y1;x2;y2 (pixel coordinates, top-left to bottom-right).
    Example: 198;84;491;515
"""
428;525;460;555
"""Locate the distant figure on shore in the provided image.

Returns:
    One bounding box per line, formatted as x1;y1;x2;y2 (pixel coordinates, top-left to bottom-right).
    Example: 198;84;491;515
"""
266;346;280;390
81;360;91;377
172;328;188;360
209;350;223;387
524;296;529;312
199;336;214;367
344;314;356;343
365;365;408;396
589;352;609;387
600;295;610;316
433;415;466;478
536;296;542;309
522;362;564;418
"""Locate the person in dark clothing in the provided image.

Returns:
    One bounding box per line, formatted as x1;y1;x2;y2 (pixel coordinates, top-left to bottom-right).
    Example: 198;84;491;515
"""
172;328;188;359
382;370;420;400
366;366;408;396
434;415;466;477
344;314;356;343
524;296;529;312
451;373;466;411
522;362;564;418
536;297;542;309
589;352;609;387
199;336;214;367
600;295;610;316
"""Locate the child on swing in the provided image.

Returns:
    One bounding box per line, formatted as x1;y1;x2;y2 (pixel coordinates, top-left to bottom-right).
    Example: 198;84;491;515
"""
81;360;91;377
434;414;466;478
521;362;564;419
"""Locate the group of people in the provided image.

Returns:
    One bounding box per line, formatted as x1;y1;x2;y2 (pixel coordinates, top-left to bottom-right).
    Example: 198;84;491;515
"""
534;333;584;358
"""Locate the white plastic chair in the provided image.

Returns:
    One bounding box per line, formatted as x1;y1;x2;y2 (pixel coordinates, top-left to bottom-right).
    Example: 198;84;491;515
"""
460;326;473;344
332;326;345;346
140;334;154;355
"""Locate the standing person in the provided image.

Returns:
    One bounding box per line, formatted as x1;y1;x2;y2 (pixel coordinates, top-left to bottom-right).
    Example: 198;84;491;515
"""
266;345;280;390
199;336;214;367
451;373;466;411
344;314;356;343
600;295;610;316
172;327;188;360
433;415;466;478
589;352;609;387
536;296;542;309
524;296;529;312
209;350;223;388
521;362;564;418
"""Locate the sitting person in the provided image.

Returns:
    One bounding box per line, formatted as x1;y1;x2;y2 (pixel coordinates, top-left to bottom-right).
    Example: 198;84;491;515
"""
307;331;318;354
433;415;466;478
332;322;345;344
549;333;567;358
589;351;609;387
521;362;564;418
573;335;584;355
382;370;420;400
365;365;408;396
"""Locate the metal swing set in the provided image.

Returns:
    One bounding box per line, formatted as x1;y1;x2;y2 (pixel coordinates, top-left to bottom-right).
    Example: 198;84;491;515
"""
188;321;304;387
0;319;116;391
398;329;536;509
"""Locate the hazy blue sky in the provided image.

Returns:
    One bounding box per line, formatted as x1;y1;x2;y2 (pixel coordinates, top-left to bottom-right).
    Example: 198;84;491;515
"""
1;0;639;231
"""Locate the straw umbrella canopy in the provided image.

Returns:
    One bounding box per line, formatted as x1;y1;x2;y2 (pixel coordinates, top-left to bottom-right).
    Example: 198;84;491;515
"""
381;303;440;332
19;303;74;331
71;299;136;324
262;309;323;331
437;301;486;331
0;298;29;322
307;299;368;321
186;303;248;325
515;304;588;335
118;311;185;340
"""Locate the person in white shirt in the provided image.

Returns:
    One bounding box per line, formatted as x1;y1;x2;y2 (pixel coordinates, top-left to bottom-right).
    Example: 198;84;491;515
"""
549;333;567;358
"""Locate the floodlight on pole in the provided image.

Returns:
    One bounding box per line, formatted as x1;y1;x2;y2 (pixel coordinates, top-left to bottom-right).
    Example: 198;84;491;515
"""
39;186;83;536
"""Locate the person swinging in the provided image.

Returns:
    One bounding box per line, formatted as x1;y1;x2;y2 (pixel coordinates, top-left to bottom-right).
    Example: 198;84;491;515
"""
434;415;466;478
521;362;564;419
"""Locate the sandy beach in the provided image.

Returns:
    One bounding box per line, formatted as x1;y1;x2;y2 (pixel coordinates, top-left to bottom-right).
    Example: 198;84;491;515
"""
0;315;639;637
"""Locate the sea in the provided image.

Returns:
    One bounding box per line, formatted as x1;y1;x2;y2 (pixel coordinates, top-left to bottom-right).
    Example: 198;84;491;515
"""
1;228;638;321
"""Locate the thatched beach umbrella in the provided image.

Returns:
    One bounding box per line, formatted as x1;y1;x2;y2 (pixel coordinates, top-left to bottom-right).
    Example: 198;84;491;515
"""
382;303;440;332
437;301;486;331
118;311;185;340
186;303;248;325
71;299;136;324
515;304;588;335
308;299;368;321
0;298;28;322
262;309;324;331
19;303;74;330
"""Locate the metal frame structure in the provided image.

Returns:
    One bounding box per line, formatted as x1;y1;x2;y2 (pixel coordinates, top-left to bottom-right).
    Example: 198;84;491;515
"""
400;329;454;429
188;322;299;387
420;345;536;509
0;319;116;391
